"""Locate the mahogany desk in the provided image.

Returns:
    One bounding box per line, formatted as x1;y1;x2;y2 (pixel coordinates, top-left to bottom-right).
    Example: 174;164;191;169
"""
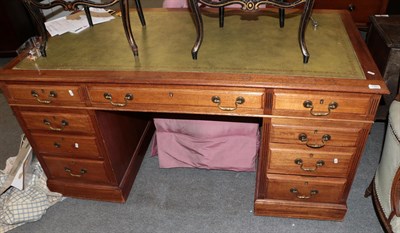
0;9;389;220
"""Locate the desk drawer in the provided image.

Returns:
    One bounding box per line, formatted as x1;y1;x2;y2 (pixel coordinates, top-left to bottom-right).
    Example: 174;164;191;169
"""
266;174;346;203
20;110;94;134
269;118;366;148
42;156;111;184
267;143;355;178
87;85;264;114
6;84;85;106
31;133;101;159
272;90;377;120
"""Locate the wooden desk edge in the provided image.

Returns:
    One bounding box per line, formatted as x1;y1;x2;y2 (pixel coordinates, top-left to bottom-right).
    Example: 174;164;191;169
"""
0;9;389;95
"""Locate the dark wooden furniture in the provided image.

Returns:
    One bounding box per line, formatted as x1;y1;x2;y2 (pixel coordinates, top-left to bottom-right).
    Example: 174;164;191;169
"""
367;15;400;120
313;0;388;29
216;0;389;31
0;9;389;220
22;0;146;57
188;0;315;63
0;0;37;57
387;0;400;14
200;0;388;30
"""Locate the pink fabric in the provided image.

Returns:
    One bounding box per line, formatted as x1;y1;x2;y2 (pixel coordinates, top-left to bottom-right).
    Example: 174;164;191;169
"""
163;0;189;8
152;119;259;171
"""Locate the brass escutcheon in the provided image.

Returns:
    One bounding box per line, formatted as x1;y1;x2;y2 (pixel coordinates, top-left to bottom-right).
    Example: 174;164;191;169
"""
53;142;61;148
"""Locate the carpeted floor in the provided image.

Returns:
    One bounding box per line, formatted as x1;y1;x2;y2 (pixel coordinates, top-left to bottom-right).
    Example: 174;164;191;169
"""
0;58;23;168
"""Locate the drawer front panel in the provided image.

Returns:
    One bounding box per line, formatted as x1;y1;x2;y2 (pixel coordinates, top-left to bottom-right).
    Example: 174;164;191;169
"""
7;84;84;106
88;85;264;114
42;156;111;184
267;143;355;177
272;90;374;120
270;118;365;147
31;133;101;159
20;111;94;134
266;174;346;203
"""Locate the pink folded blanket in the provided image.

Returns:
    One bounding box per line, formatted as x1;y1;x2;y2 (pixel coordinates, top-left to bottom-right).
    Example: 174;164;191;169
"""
152;118;260;171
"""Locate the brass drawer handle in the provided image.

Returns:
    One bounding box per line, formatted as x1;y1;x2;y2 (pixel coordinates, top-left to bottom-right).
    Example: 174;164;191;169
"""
290;188;318;199
103;92;133;107
303;100;338;116
31;90;57;104
298;133;331;148
64;167;87;177
294;158;325;172
53;142;61;148
43;119;69;131
211;96;245;111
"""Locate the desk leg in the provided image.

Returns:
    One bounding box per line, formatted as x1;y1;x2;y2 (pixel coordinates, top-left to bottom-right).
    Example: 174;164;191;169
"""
279;8;285;28
298;0;315;63
279;0;285;28
188;0;203;60
120;0;139;57
134;0;146;26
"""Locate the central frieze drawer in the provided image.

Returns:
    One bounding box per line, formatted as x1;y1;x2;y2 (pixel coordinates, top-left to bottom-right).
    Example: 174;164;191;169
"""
269;118;367;148
266;174;346;203
42;156;111;184
267;143;355;178
87;85;265;114
20;110;94;134
31;133;101;159
272;89;378;120
6;84;85;106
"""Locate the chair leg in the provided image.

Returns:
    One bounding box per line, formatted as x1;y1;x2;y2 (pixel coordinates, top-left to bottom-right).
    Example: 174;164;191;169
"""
134;0;146;26
369;180;396;233
365;178;374;198
279;8;285;28
219;7;224;28
298;0;315;63
83;6;94;27
188;0;203;60
278;0;285;28
120;0;139;56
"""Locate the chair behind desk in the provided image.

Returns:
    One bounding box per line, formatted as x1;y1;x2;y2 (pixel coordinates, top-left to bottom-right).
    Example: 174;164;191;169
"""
365;94;400;232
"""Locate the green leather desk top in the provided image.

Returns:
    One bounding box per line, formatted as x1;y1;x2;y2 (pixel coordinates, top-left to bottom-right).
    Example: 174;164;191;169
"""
15;10;365;80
